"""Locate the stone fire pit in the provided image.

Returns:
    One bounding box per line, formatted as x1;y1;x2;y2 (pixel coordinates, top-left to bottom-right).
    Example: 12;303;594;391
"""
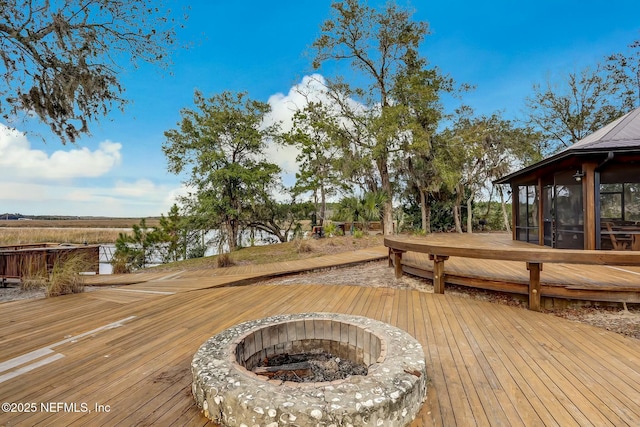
191;313;427;426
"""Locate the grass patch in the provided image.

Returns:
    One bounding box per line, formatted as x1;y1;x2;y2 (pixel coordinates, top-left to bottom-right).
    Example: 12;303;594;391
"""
294;239;315;253
148;234;384;272
46;253;94;297
20;262;48;291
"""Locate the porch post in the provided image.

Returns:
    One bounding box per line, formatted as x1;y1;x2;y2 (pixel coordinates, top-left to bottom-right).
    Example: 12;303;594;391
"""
511;184;518;241
583;162;598;250
538;177;544;246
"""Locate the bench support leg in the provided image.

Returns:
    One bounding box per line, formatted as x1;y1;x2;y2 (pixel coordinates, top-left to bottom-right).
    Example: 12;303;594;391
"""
526;262;542;311
430;255;449;294
393;250;405;279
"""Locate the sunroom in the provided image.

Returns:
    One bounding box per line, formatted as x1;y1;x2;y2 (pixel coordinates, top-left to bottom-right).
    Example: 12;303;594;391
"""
496;107;640;251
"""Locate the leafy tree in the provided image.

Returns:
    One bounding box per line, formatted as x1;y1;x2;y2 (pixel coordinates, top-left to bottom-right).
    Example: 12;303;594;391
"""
311;0;430;235
443;110;541;233
399;145;458;233
156;204;185;263
284;101;347;225
0;0;184;143
248;197;315;243
111;218;160;272
163;91;283;252
524;66;625;154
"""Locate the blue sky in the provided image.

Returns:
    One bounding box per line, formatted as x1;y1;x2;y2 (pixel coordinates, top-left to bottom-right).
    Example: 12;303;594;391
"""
1;0;639;217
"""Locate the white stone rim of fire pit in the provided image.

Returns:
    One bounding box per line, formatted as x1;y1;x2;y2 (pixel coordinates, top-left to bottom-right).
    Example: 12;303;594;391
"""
191;312;427;426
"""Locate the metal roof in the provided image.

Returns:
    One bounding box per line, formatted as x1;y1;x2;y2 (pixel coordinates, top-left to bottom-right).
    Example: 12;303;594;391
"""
565;107;640;151
495;106;640;184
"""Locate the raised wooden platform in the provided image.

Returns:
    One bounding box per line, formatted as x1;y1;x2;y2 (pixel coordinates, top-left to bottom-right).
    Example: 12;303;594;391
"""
386;233;640;308
1;247;640;426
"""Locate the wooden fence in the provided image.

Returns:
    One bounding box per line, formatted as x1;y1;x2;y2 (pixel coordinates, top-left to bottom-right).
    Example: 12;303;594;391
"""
0;244;100;284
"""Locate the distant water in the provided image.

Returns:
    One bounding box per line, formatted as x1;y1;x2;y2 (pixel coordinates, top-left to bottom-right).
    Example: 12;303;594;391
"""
98;229;290;275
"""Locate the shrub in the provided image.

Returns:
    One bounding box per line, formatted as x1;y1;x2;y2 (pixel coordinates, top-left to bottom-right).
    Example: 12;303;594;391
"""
353;230;365;238
294;239;314;253
187;243;207;259
46;253;94;297
324;223;337;236
217;253;235;268
110;252;131;274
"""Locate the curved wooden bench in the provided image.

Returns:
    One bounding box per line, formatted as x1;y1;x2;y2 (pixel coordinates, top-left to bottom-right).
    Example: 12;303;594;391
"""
385;235;640;311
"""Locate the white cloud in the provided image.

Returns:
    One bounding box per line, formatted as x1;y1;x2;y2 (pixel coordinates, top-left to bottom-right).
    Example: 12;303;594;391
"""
0;124;121;179
0;179;184;217
0;124;185;216
263;74;336;176
263;74;368;179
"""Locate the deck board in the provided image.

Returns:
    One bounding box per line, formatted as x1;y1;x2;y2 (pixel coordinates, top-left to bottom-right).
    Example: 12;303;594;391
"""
2;246;640;426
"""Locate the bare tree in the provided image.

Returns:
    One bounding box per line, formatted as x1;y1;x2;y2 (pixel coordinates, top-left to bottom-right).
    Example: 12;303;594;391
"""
605;37;640;110
524;66;624;154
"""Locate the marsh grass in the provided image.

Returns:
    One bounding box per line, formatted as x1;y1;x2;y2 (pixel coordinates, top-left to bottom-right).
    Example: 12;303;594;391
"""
0;227;126;245
46;253;94;297
20;260;48;291
0;219;160;228
19;253;94;296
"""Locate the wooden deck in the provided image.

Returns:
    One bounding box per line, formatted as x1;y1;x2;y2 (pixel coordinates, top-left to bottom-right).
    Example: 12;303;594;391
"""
1;246;640;426
388;233;640;306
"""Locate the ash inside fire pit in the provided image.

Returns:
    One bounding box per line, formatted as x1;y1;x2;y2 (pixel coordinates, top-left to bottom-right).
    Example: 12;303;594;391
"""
255;350;368;382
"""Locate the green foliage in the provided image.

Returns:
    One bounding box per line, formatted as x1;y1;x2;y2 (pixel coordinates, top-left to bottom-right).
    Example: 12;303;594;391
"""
311;0;434;234
187;242;207;260
401;192;462;233
333;192;387;232
111;205;203;272
472;201;511;231
284;101;348;224
163;90;306;250
156;204;186;263
352;230;365;238
0;0;184;143
112;218;159;271
323;222;339;236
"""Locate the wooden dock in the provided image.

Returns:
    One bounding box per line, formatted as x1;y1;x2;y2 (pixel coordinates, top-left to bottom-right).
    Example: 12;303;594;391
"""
1;246;640;426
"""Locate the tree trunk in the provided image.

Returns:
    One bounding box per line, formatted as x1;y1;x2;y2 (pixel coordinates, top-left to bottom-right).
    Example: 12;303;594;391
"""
320;185;326;227
425;201;431;234
379;157;394;235
485;186;494;218
466;195;473;234
226;221;237;252
420;188;428;233
498;186;512;233
454;184;463;233
453;205;462;233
